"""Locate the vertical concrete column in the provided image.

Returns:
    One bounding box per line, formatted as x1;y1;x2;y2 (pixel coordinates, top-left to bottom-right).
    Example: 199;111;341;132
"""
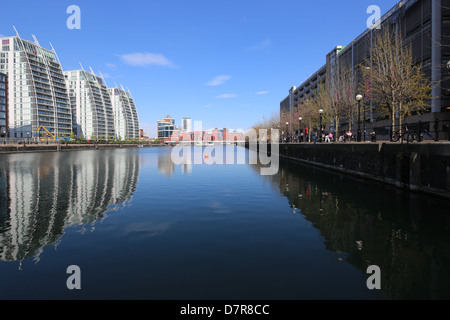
409;152;421;191
432;0;442;113
447;166;450;191
396;153;403;188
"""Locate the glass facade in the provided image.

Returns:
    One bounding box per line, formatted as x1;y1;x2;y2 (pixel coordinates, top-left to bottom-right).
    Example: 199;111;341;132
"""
0;72;6;137
157;116;175;139
109;87;139;140
64;70;115;139
0;36;71;138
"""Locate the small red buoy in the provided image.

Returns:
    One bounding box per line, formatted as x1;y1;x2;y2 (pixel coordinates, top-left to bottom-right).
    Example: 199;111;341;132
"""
204;153;209;159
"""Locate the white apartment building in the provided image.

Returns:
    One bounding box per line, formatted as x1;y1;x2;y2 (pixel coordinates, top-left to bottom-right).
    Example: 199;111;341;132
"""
109;86;139;140
64;70;115;139
0;36;71;138
182;117;192;132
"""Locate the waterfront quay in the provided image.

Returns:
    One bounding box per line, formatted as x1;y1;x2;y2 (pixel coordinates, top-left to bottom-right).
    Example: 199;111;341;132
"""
0;143;164;153
271;141;450;200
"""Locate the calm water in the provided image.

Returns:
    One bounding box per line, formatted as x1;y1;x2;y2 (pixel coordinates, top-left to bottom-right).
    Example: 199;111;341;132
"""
0;147;449;300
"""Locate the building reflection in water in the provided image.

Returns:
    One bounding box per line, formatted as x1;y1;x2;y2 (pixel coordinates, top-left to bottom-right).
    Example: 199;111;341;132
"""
251;155;450;299
157;151;176;177
0;150;140;264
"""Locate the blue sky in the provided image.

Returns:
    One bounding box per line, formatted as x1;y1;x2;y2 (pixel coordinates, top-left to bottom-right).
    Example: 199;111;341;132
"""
1;0;398;137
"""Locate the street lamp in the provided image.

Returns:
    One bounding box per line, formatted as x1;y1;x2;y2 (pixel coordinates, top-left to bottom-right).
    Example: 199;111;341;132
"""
318;109;323;142
299;117;302;142
356;94;363;142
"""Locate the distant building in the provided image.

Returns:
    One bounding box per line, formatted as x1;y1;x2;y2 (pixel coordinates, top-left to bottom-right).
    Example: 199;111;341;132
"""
64;70;115;139
182;117;192;132
0;35;72;138
109;87;140;140
0;72;7;137
174;128;244;144
157;115;175;141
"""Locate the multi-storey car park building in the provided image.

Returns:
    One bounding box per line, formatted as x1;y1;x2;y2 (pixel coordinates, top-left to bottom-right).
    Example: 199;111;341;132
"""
0;36;71;139
281;0;450;140
108;86;140;140
0;72;7;137
64;70;115;140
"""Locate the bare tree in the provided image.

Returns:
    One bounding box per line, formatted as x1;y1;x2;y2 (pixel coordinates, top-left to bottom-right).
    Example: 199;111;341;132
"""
251;112;280;141
360;26;435;140
327;62;357;136
299;96;320;142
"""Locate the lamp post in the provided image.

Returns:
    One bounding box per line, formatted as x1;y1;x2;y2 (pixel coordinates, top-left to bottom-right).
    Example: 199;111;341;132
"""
318;109;323;142
356;94;363;142
299;117;302;142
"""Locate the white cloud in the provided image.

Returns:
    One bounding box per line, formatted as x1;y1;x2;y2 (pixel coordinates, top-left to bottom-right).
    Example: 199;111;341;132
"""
204;104;213;108
247;39;272;51
206;75;232;86
101;72;111;79
0;34;5;38
256;91;269;95
105;62;116;68
118;52;174;67
216;94;237;99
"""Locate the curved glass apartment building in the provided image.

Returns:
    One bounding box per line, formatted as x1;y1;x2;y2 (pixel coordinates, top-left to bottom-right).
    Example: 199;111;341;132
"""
109;87;139;140
0;72;7;137
0;36;71;139
64;70;115;140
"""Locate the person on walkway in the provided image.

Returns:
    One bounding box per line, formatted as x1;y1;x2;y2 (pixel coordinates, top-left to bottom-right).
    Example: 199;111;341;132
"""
347;130;353;141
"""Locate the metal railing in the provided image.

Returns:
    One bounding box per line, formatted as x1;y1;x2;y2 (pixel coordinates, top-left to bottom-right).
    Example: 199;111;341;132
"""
279;120;450;143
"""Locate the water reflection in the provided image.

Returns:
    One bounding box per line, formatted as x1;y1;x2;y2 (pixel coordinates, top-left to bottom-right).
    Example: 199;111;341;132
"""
252;156;450;299
157;151;175;177
0;150;140;263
